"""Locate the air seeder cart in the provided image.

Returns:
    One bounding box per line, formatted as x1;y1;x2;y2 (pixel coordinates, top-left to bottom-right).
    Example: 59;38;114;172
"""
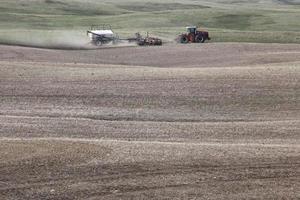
87;25;162;46
87;25;119;46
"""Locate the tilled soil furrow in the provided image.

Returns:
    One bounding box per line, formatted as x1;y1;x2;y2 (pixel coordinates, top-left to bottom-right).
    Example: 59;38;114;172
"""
1;43;300;199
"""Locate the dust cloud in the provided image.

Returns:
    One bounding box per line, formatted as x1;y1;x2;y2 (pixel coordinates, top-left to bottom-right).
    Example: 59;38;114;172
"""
0;30;136;50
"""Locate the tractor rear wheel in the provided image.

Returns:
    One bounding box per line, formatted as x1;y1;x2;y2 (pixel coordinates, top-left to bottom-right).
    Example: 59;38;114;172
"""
195;35;205;43
180;35;189;44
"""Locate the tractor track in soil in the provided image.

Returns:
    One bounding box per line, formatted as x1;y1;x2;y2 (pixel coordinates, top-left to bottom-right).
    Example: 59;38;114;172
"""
0;43;300;199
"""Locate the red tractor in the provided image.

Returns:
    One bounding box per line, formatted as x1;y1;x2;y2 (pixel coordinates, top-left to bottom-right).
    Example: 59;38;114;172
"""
178;26;210;44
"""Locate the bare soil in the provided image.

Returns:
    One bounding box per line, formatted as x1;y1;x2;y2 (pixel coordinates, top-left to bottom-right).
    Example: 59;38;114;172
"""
0;43;299;199
1;43;300;67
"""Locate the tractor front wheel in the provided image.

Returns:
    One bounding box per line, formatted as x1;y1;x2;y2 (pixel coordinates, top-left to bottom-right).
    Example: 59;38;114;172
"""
180;35;189;44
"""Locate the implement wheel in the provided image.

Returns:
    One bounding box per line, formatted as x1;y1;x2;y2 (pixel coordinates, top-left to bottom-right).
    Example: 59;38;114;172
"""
96;40;103;46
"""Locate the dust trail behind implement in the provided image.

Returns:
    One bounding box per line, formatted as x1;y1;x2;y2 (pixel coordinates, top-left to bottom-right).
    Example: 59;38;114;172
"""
0;30;136;50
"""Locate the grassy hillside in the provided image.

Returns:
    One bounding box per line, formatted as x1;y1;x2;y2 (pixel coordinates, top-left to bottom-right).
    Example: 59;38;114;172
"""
0;0;300;44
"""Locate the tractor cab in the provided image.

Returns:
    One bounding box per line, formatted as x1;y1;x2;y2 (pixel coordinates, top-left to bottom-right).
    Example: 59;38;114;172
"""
186;26;197;34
